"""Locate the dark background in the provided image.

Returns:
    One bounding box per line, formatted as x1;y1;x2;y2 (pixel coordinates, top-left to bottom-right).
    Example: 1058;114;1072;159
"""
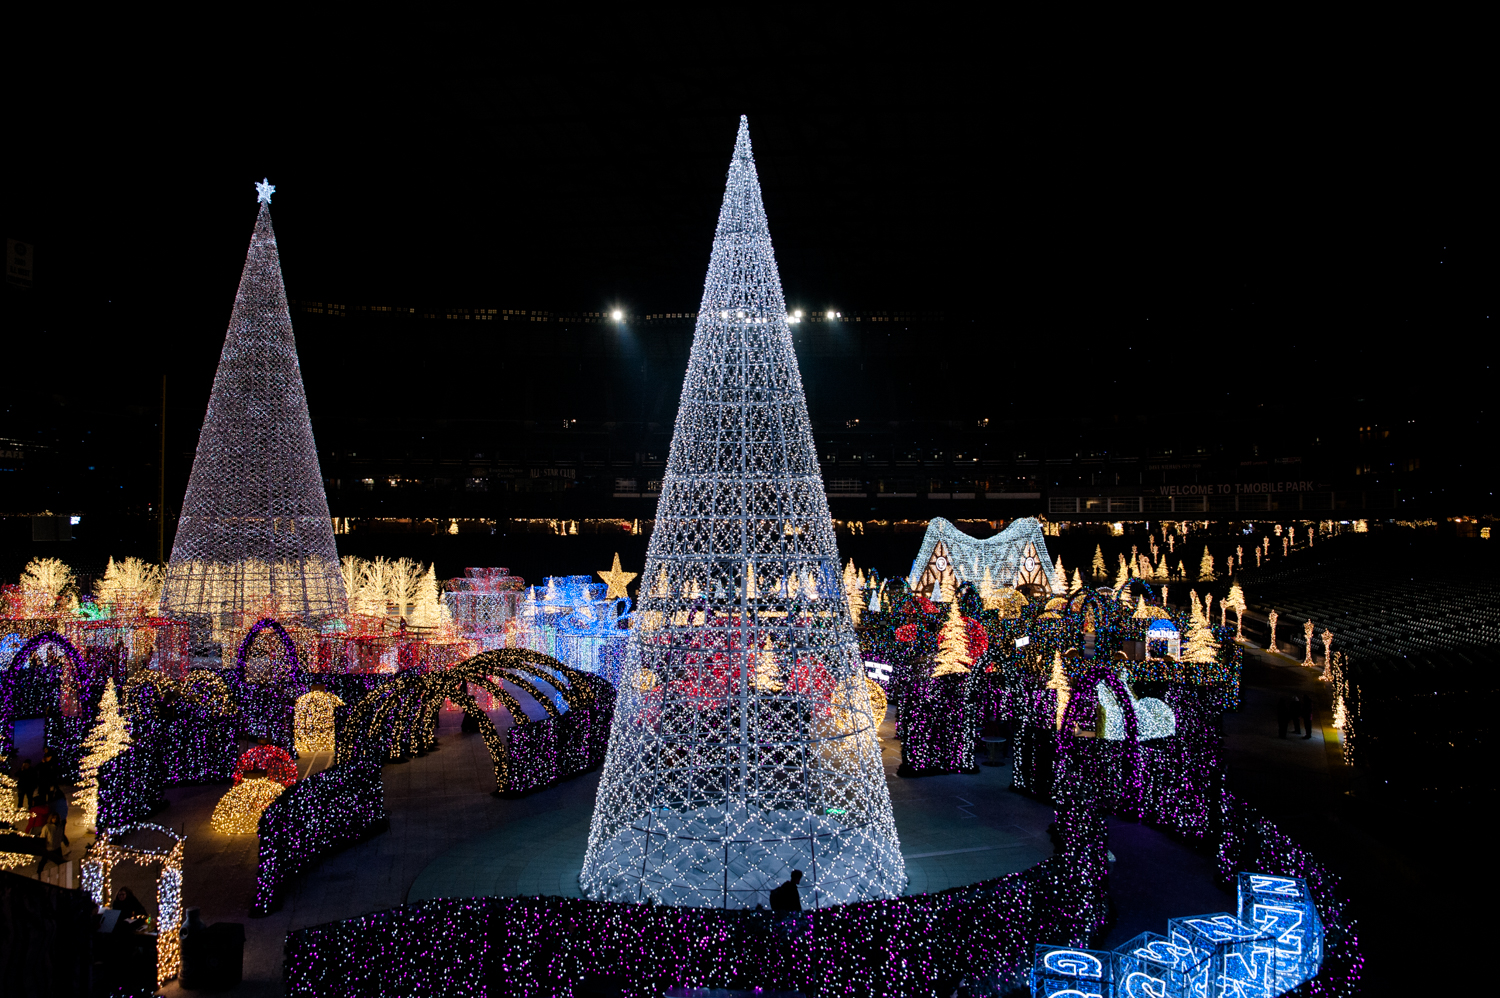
2;13;1494;572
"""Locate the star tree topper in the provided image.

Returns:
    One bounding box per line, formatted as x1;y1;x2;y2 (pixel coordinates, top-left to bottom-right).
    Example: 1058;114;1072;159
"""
597;552;637;600
255;178;276;204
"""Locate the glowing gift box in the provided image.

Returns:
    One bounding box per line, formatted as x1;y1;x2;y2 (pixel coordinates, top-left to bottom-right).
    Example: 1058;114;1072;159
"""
1032;945;1116;998
1235;873;1324;992
1113;931;1187;998
1165;913;1275;998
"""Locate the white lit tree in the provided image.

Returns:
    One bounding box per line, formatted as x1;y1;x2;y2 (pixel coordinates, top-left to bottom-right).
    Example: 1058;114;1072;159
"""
1053;556;1066;593
1092;545;1107;581
75;678;131;828
1198;548;1216;581
1071;567;1085;593
410;564;450;628
931;603;974;677
1114;554;1129;589
580;117;902;909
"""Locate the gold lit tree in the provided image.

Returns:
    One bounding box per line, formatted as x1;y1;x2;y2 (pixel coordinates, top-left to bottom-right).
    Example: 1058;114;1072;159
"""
931;603;974;677
18;557;76;616
76;678;132;829
1047;650;1071;729
96;557;165;617
1092;545;1106;581
1198;548;1216;582
1182;593;1219;664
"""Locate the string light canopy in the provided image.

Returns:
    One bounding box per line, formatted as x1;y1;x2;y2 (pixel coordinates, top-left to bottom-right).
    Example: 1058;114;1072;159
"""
162;180;346;619
580;117;904;910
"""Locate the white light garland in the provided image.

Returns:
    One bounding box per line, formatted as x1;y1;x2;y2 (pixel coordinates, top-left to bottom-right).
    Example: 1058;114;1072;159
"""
580;117;904;910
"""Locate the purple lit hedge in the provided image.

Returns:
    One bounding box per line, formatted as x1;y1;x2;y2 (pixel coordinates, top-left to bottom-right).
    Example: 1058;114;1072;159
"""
253;756;387;916
284;799;1109;998
897;669;979;777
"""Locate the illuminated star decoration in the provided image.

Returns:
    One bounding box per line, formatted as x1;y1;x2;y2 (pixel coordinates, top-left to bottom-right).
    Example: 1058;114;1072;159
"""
597;552;637;600
255;178;275;204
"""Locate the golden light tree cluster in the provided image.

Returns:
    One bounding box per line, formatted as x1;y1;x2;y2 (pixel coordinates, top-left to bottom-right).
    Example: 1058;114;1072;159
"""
95;557;166;617
340;556;450;626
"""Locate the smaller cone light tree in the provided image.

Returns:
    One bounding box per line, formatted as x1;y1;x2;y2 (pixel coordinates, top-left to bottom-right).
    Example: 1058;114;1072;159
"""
1047;651;1071;729
753;635;785;693
1053;557;1067;594
1224;580;1247;641
1198;548;1217;582
410;564;449;628
76;678;131;829
1092;545;1107;581
931;603;974;677
1183;593;1219;664
1071;568;1085;593
1114;555;1130;589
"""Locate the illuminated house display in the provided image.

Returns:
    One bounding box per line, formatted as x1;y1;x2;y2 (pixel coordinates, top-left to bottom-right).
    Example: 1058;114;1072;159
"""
161;180;346;619
579;117;904;909
909;516;1058;599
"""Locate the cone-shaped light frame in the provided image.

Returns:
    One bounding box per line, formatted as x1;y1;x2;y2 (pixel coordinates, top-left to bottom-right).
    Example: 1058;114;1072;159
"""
162;199;345;618
580;118;905;908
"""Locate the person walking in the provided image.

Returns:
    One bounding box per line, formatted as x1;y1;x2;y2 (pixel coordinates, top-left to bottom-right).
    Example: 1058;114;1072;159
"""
770;870;804;912
1300;694;1315;740
37;812;69;876
39;750;69;828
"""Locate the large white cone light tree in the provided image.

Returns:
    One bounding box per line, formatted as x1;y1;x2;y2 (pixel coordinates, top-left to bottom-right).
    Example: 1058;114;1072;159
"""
579;117;906;909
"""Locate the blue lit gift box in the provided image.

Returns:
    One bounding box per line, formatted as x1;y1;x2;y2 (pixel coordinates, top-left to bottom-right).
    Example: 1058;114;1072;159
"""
1113;930;1188;997
1165;912;1275;997
1032;944;1116;998
1235;873;1324;991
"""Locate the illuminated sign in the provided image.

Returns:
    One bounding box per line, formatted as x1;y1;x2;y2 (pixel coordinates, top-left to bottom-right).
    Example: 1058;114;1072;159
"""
1033;872;1324;998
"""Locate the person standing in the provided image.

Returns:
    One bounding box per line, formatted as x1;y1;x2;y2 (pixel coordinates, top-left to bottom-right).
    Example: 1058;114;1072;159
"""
1300;694;1315;740
37;812;69;875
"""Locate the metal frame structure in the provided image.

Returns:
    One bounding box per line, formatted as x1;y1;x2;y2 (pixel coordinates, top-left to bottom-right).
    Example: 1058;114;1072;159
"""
162;185;345;619
580;117;904;909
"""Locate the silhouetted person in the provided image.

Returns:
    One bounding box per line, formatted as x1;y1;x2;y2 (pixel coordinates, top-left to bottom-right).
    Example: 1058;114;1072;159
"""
770;869;803;912
113;886;149;922
1300;694;1315;739
1276;696;1292;738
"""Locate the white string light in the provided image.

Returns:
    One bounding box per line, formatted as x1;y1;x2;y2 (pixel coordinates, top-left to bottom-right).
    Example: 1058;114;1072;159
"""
580;117;904;910
162;183;346;618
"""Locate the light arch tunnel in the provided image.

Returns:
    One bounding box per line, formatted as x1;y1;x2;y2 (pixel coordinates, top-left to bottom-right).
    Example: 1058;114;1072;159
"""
333;649;615;796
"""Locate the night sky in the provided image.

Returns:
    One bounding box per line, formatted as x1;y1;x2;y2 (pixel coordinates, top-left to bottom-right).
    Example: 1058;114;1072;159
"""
4;16;1491;418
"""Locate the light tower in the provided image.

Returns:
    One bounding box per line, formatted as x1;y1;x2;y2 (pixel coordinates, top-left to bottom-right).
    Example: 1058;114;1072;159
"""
580;118;905;909
161;181;345;619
